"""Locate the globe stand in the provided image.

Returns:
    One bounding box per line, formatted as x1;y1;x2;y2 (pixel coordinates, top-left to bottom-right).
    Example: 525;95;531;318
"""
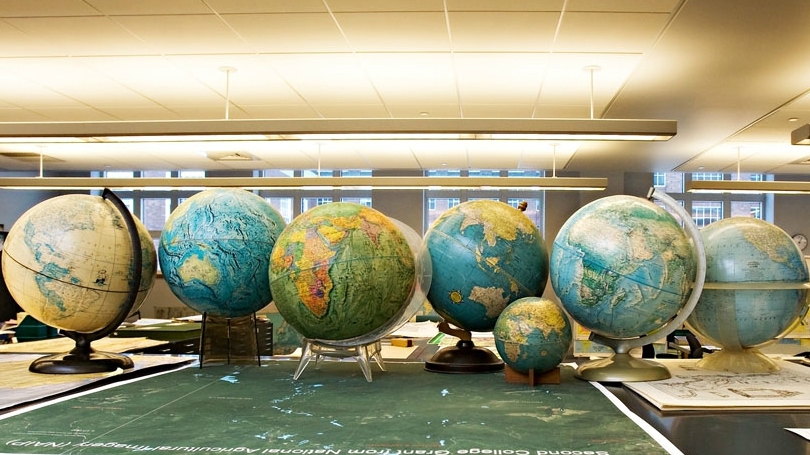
28;189;143;375
199;312;271;367
504;365;561;386
573;188;708;383
424;322;504;374
29;332;133;374
575;340;671;382
696;348;780;374
293;338;385;382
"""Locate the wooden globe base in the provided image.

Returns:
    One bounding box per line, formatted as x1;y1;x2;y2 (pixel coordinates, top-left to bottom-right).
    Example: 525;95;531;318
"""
576;353;671;382
29;348;133;374
696;348;780;374
424;339;504;374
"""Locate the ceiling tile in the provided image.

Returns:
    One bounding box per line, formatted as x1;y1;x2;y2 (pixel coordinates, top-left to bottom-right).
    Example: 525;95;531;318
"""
206;0;326;14
446;0;564;12
554;12;671;53
112;15;251;54
84;0;212;15
387;105;461;118
4;58;155;107
326;0;444;12
0;21;55;56
222;13;350;53
538;53;641;107
357;53;457;104
566;0;681;13
163;54;305;105
0;0;99;16
3;16;153;56
453;53;548;104
79;56;223;106
448;12;559;52
267;54;381;105
334;12;449;51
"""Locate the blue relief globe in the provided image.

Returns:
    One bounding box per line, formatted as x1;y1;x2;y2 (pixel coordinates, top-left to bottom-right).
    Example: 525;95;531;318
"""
424;200;549;333
493;296;572;374
686;217;810;373
269;202;417;342
2;194;157;333
550;195;697;340
159;189;286;318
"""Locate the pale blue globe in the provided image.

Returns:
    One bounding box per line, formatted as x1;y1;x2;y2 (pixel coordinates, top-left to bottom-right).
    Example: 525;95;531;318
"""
159;189;286;318
687;217;809;349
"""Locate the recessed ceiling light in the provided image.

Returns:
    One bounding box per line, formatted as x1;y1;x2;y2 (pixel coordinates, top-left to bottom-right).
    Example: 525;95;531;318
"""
789;117;799;122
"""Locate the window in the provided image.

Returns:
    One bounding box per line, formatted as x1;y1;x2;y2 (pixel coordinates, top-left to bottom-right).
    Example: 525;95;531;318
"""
302;197;332;212
424;169;546;233
265;197;294;223
653;172;767;228
692;201;723;228
341;197;372;207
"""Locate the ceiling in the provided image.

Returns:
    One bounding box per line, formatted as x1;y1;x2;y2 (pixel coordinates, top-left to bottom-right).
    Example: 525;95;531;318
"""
2;0;810;176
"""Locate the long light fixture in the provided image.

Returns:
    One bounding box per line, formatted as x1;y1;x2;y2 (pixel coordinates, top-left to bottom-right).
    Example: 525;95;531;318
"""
685;179;810;194
0;118;676;142
791;123;810;145
0;176;608;191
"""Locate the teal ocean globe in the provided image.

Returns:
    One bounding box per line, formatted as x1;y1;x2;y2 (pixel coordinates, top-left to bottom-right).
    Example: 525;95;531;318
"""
159;189;286;318
687;217;809;373
493;297;572;374
550;195;696;340
269;202;416;341
2;194;157;334
424;200;549;333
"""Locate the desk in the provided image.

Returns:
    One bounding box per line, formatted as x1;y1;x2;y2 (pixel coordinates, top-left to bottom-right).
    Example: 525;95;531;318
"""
606;383;810;455
111;321;200;354
0;336;166;354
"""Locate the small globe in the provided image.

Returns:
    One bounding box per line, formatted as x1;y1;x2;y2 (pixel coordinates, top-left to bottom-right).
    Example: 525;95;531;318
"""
686;217;809;372
550;195;696;339
493;297;572;374
2;194;157;333
159;189;286;318
269;202;416;341
424;200;549;332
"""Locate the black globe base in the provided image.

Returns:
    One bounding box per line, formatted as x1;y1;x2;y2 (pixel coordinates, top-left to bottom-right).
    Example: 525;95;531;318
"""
424;340;504;374
29;341;134;375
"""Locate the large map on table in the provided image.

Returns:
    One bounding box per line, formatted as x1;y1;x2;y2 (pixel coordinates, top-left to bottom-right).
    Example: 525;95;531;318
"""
0;361;677;455
624;359;810;410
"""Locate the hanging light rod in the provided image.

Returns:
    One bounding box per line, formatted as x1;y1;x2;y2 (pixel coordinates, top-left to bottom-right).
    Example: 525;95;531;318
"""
0;176;608;191
0;118;676;142
686;179;810;194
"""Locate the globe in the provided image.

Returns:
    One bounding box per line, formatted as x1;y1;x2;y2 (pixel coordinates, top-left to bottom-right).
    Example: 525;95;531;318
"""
424;200;549;333
550;195;696;340
269;202;416;341
493;297;572;374
2;194;157;334
159;189;286;318
686;217;810;373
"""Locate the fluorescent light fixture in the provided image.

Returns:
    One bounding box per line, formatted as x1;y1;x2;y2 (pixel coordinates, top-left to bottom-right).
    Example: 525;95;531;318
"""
791;123;810;145
686;180;810;194
0;176;608;191
0;118;676;143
